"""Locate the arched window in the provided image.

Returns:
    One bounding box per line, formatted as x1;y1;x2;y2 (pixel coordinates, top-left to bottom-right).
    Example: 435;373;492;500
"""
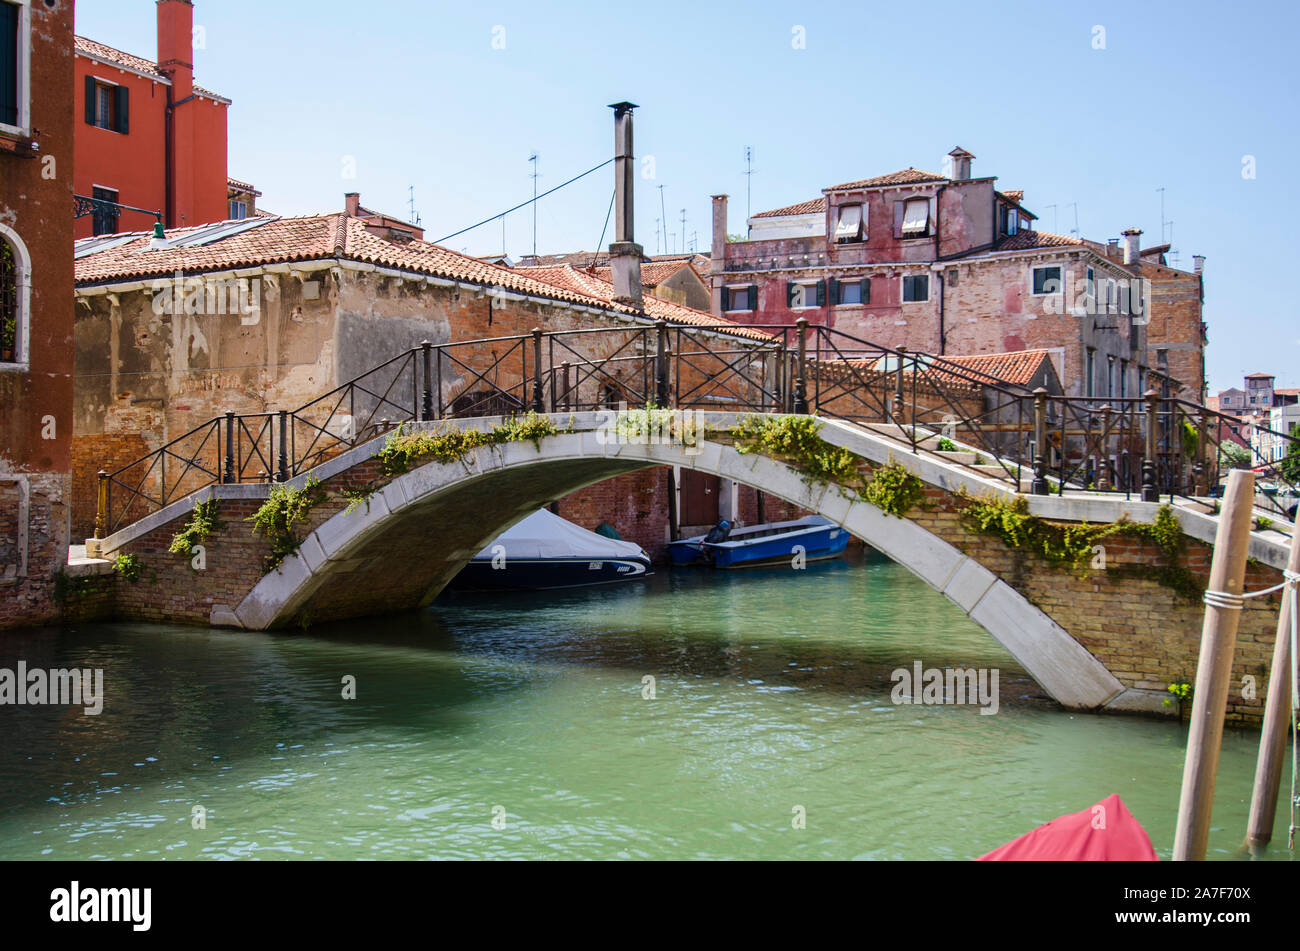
0;224;31;366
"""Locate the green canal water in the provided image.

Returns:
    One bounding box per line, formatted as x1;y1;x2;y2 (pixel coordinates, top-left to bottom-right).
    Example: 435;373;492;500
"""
0;550;1288;861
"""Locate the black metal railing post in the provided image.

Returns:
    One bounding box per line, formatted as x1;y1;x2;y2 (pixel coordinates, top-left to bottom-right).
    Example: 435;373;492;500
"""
420;340;433;421
1098;404;1113;491
223;412;236;484
1142;389;1160;502
893;345;907;425
655;319;669;407
531;328;545;413
1031;387;1050;495
277;410;290;482
792;319;809;414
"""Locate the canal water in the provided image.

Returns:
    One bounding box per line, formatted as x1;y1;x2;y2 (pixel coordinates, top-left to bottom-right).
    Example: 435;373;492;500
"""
0;550;1287;860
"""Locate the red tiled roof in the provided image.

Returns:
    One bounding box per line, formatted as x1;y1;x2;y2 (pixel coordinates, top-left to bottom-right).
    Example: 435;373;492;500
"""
994;230;1084;251
832;348;1056;390
227;177;261;197
1001;189;1024;203
751;198;827;219
825;168;947;191
74;215;767;341
590;259;702;287
75;35;227;102
515;265;772;342
939;349;1056;386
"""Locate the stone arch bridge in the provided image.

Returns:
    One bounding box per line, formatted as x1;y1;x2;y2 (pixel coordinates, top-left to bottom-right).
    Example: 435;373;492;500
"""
85;409;1295;724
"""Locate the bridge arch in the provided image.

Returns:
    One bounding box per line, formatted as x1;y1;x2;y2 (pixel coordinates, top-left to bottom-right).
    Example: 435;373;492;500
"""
233;416;1126;711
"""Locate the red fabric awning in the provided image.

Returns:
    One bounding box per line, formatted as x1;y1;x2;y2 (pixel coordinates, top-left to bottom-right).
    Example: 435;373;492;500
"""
978;794;1159;861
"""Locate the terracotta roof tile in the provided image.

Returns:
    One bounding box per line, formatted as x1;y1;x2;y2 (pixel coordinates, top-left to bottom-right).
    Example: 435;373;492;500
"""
515;265;772;341
75;35;227;101
939;349;1055;386
227;177;261;197
994;230;1084;251
825;168;947;191
751;198;827;219
590;259;702;287
74;215;767;341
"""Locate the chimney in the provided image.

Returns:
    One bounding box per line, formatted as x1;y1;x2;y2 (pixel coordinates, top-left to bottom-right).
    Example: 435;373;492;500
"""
1106;237;1119;259
345;192;361;217
1121;227;1142;266
711;195;728;264
156;0;195;100
607;102;643;307
948;147;974;181
1193;254;1205;274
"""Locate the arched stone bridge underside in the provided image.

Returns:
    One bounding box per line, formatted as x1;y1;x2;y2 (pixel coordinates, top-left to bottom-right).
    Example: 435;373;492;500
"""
220;412;1160;714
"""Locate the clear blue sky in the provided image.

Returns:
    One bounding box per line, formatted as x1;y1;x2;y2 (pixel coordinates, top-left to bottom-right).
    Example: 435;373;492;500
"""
76;0;1299;393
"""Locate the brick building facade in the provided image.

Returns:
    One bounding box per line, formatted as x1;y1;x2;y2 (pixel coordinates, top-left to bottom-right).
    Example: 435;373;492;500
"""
710;148;1206;402
1;0;76;629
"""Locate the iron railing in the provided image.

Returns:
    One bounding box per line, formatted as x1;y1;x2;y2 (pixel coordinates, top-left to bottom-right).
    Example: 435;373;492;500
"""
94;319;1300;538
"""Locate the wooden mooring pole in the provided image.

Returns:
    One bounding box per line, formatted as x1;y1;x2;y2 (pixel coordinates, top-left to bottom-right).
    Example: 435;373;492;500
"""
1243;513;1300;854
1172;468;1256;861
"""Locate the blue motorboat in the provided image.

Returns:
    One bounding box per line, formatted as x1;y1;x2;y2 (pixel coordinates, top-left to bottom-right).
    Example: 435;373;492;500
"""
448;509;652;591
667;515;849;568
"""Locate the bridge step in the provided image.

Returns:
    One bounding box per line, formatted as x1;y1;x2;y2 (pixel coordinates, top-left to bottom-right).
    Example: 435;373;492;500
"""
932;450;979;465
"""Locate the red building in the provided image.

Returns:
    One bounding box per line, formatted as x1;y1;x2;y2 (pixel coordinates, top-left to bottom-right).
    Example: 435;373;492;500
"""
73;0;233;238
1;0;77;626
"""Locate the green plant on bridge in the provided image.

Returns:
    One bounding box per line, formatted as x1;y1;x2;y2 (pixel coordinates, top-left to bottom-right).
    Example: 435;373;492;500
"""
169;496;224;558
113;553;145;583
377;412;563;478
614;403;704;451
957;494;1201;600
860;462;927;518
248;476;327;572
937;437;958;452
1279;423;1300;484
732;415;864;489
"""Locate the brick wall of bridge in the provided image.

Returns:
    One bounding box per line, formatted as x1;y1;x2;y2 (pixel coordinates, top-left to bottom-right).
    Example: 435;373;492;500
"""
904;483;1283;726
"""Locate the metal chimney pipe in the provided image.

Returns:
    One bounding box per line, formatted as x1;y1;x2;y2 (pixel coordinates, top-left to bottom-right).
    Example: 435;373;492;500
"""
607;102;644;306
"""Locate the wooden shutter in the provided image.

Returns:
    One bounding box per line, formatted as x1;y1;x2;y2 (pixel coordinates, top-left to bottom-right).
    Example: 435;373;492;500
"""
115;85;129;133
85;77;97;125
828;278;839;304
860;278;870;304
892;201;905;238
786;281;797;308
747;285;758;311
815;280;826;307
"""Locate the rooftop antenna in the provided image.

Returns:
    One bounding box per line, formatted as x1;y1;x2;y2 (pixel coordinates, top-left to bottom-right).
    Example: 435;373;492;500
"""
744;146;756;234
1067;202;1079;237
407;186;422;227
529;152;539;258
1157;186;1169;246
658;184;667;257
680;208;687;255
654;218;661;256
1044;203;1058;234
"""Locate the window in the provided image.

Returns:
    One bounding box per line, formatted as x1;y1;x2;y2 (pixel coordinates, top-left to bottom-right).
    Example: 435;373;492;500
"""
1120;359;1128;398
831;278;869;306
1107;355;1116;398
91;187;120;236
0;226;28;366
229;199;249;221
0;0;28;134
1000;205;1019;236
724;285;756;312
787;280;823;309
834;204;864;242
85;76;129;133
898;198;930;237
902;274;929;302
1085;266;1095;308
1032;265;1062;295
1086;348;1096;398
